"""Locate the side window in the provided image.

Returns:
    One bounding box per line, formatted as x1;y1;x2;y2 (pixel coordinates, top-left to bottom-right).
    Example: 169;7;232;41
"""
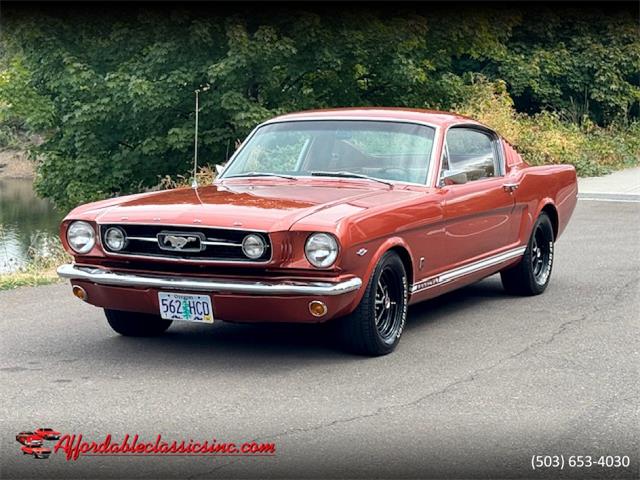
440;128;500;185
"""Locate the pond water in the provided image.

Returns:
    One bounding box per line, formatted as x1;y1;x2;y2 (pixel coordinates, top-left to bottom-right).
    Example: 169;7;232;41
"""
0;178;65;274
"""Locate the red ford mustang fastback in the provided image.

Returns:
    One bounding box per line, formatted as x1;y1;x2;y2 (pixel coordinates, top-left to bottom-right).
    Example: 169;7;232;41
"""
58;108;577;355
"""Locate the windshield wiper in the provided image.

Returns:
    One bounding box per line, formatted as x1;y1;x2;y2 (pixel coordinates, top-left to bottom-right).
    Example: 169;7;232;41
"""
224;172;298;180
310;171;393;187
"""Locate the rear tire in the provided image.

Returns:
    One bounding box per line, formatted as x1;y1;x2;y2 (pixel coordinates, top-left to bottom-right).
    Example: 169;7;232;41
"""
105;309;172;336
338;251;408;356
501;213;555;296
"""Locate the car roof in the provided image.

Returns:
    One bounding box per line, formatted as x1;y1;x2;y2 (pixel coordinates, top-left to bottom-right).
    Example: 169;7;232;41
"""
268;107;485;128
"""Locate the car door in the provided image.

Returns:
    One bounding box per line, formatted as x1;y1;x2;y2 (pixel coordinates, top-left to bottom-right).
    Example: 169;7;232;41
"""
439;126;520;267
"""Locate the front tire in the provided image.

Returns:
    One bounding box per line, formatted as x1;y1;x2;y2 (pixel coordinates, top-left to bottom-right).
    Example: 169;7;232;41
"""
105;309;173;336
501;213;555;296
338;251;408;356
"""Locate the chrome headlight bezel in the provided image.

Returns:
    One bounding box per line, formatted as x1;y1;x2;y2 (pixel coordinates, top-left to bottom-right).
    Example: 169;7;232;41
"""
304;233;339;268
66;221;96;254
104;226;127;251
242;234;267;259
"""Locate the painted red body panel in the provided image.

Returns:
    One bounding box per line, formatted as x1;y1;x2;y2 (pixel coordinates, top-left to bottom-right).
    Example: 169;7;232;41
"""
60;108;578;323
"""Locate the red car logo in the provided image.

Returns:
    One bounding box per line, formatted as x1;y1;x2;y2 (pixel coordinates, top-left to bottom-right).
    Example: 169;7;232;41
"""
34;428;61;440
21;446;52;459
16;428;62;459
15;432;43;447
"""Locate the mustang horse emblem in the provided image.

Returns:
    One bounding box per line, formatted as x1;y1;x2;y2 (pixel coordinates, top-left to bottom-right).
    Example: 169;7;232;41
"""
162;235;197;249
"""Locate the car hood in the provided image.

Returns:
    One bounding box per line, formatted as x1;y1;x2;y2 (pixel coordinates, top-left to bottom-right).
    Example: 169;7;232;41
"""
92;180;424;232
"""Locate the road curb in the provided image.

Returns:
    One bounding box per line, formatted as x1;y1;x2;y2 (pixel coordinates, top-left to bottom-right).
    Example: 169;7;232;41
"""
578;192;640;203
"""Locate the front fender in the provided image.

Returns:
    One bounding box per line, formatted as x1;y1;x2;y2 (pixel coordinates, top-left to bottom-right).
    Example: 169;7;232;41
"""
351;236;414;306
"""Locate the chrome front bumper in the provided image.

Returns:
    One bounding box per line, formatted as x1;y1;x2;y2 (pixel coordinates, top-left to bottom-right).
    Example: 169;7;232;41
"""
57;264;362;296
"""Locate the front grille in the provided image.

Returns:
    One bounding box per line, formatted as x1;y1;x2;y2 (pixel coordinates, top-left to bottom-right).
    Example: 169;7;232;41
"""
99;224;271;262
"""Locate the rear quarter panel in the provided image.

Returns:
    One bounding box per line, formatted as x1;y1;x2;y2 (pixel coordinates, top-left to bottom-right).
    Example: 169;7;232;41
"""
510;163;578;242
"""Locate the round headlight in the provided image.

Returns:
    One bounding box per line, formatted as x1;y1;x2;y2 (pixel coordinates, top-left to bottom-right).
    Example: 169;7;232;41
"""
242;234;266;259
66;221;95;254
305;233;339;268
104;227;127;251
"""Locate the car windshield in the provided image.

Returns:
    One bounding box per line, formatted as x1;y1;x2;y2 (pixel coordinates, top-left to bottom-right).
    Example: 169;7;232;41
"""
221;120;435;184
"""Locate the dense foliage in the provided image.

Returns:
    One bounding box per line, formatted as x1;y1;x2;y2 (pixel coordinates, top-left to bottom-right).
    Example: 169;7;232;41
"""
1;4;638;209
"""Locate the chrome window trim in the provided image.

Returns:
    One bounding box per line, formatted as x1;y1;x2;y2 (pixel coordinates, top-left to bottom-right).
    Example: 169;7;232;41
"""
218;116;441;188
437;140;452;187
435;122;506;188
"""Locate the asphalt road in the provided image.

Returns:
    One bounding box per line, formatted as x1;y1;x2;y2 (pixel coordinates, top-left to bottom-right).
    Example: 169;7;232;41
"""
1;199;638;479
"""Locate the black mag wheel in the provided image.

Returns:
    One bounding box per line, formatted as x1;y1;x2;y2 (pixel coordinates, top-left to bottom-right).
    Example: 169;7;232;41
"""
501;212;555;296
338;251;408;356
374;267;404;343
530;223;552;285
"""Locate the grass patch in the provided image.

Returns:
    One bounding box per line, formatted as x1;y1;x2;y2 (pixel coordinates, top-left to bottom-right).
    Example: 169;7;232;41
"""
0;264;61;290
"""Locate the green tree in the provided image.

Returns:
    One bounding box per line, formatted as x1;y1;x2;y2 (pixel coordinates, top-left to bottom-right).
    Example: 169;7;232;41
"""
492;7;640;125
1;5;638;209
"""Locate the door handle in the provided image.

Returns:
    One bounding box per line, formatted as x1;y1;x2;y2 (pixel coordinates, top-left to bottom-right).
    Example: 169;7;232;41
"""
503;183;519;193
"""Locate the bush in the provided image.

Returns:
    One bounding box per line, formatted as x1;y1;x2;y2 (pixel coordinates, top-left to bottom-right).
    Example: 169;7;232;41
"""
454;78;640;176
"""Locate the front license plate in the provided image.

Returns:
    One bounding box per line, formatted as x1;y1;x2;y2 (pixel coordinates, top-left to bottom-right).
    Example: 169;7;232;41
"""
158;292;214;323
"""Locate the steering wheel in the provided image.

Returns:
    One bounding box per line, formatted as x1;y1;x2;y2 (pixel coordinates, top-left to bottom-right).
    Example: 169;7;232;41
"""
378;167;410;180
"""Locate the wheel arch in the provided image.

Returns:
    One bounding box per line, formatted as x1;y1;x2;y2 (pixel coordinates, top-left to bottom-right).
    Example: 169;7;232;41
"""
359;237;415;299
539;202;559;240
388;245;414;288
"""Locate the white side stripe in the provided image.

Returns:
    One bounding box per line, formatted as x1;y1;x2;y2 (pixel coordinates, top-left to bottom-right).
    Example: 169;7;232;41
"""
410;246;527;294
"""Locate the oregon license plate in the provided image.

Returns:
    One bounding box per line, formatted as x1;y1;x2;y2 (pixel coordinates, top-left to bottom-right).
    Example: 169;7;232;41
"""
158;292;214;323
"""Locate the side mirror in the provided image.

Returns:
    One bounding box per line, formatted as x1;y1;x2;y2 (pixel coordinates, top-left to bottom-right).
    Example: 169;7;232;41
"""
440;171;468;186
215;164;226;176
